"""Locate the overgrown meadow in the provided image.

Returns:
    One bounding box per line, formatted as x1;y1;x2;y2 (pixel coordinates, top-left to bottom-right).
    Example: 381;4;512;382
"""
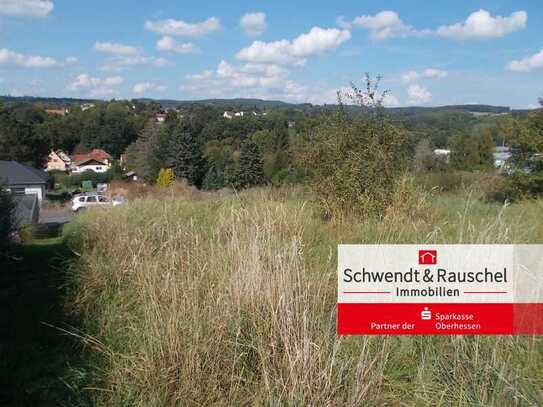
62;185;543;406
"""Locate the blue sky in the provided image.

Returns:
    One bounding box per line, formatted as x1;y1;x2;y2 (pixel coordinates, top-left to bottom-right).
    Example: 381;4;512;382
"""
0;0;541;108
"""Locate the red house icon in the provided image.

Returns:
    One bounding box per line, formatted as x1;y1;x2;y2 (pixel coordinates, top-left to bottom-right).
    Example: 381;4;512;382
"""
419;250;437;265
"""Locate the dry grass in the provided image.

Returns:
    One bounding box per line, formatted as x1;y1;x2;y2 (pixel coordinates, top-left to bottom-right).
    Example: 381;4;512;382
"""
63;187;543;406
107;180;233;202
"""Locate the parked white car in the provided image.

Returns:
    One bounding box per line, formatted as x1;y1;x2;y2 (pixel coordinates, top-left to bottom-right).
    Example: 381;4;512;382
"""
71;192;126;212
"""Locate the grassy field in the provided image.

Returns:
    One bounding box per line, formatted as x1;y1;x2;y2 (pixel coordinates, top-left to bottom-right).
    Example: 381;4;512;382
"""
0;225;91;406
63;186;543;406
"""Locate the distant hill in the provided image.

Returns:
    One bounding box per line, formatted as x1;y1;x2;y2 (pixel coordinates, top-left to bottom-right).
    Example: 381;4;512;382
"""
0;94;536;115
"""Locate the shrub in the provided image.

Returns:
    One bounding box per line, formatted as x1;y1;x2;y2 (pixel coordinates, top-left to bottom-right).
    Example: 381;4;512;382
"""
486;172;543;203
302;77;408;218
18;224;39;243
63;170;114;189
156;168;175;187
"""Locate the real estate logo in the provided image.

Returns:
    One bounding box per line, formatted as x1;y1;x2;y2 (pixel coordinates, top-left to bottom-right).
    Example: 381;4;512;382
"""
337;245;543;336
419;249;437;265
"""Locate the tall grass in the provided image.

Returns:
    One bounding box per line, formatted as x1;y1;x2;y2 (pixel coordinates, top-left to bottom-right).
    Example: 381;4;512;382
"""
64;187;543;406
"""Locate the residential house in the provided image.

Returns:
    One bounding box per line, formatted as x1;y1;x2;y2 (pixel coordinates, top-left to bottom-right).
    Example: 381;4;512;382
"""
155;112;167;123
433;149;451;164
72;149;112;173
0;160;49;203
46;150;72;172
223;111;234;119
45;107;69;116
493;146;512;169
81;103;95;111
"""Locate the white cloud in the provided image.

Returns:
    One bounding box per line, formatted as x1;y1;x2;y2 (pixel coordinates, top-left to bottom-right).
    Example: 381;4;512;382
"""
402;68;448;83
507;48;543;72
101;55;168;72
156;36;199;54
401;71;419;83
144;17;221;37
436;10;527;40
132;82;167;95
67;73;124;98
0;0;53;18
340;11;429;40
340;9;527;41
236;26;351;65
183;59;352;105
240;12;267;37
383;93;400;107
407;84;432;104
65;56;78;65
93;41;168;71
0;48;57;67
94;42;139;56
183;60;308;101
422;68;448;79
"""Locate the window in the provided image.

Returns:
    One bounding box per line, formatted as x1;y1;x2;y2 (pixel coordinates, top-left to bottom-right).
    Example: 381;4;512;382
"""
96;166;102;170
78;197;85;202
98;196;108;203
86;196;97;203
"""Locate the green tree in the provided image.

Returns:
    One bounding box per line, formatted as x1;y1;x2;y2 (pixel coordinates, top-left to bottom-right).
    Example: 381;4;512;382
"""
450;133;480;170
168;124;206;187
125;122;167;182
0;104;49;167
232;139;265;189
478;129;495;169
202;164;225;190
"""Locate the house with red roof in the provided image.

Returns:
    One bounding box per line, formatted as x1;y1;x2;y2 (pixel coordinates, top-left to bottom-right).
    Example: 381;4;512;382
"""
71;149;112;173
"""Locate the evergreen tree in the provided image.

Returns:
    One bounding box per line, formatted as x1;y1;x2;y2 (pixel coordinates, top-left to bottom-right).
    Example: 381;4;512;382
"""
478;129;495;169
167;124;206;187
125;122;166;183
202;164;225;190
233;139;265;189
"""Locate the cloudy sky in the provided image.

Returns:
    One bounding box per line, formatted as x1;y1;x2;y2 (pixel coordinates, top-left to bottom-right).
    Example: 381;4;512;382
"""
0;0;541;108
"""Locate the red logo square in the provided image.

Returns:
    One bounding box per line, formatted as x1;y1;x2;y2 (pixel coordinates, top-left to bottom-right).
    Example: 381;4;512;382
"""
419;250;437;265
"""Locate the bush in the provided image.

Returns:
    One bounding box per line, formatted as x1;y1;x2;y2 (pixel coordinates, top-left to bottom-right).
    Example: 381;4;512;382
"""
156;168;175;187
63;170;114;189
18;224;39;243
486;172;543;203
301;77;409;219
303;110;408;218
